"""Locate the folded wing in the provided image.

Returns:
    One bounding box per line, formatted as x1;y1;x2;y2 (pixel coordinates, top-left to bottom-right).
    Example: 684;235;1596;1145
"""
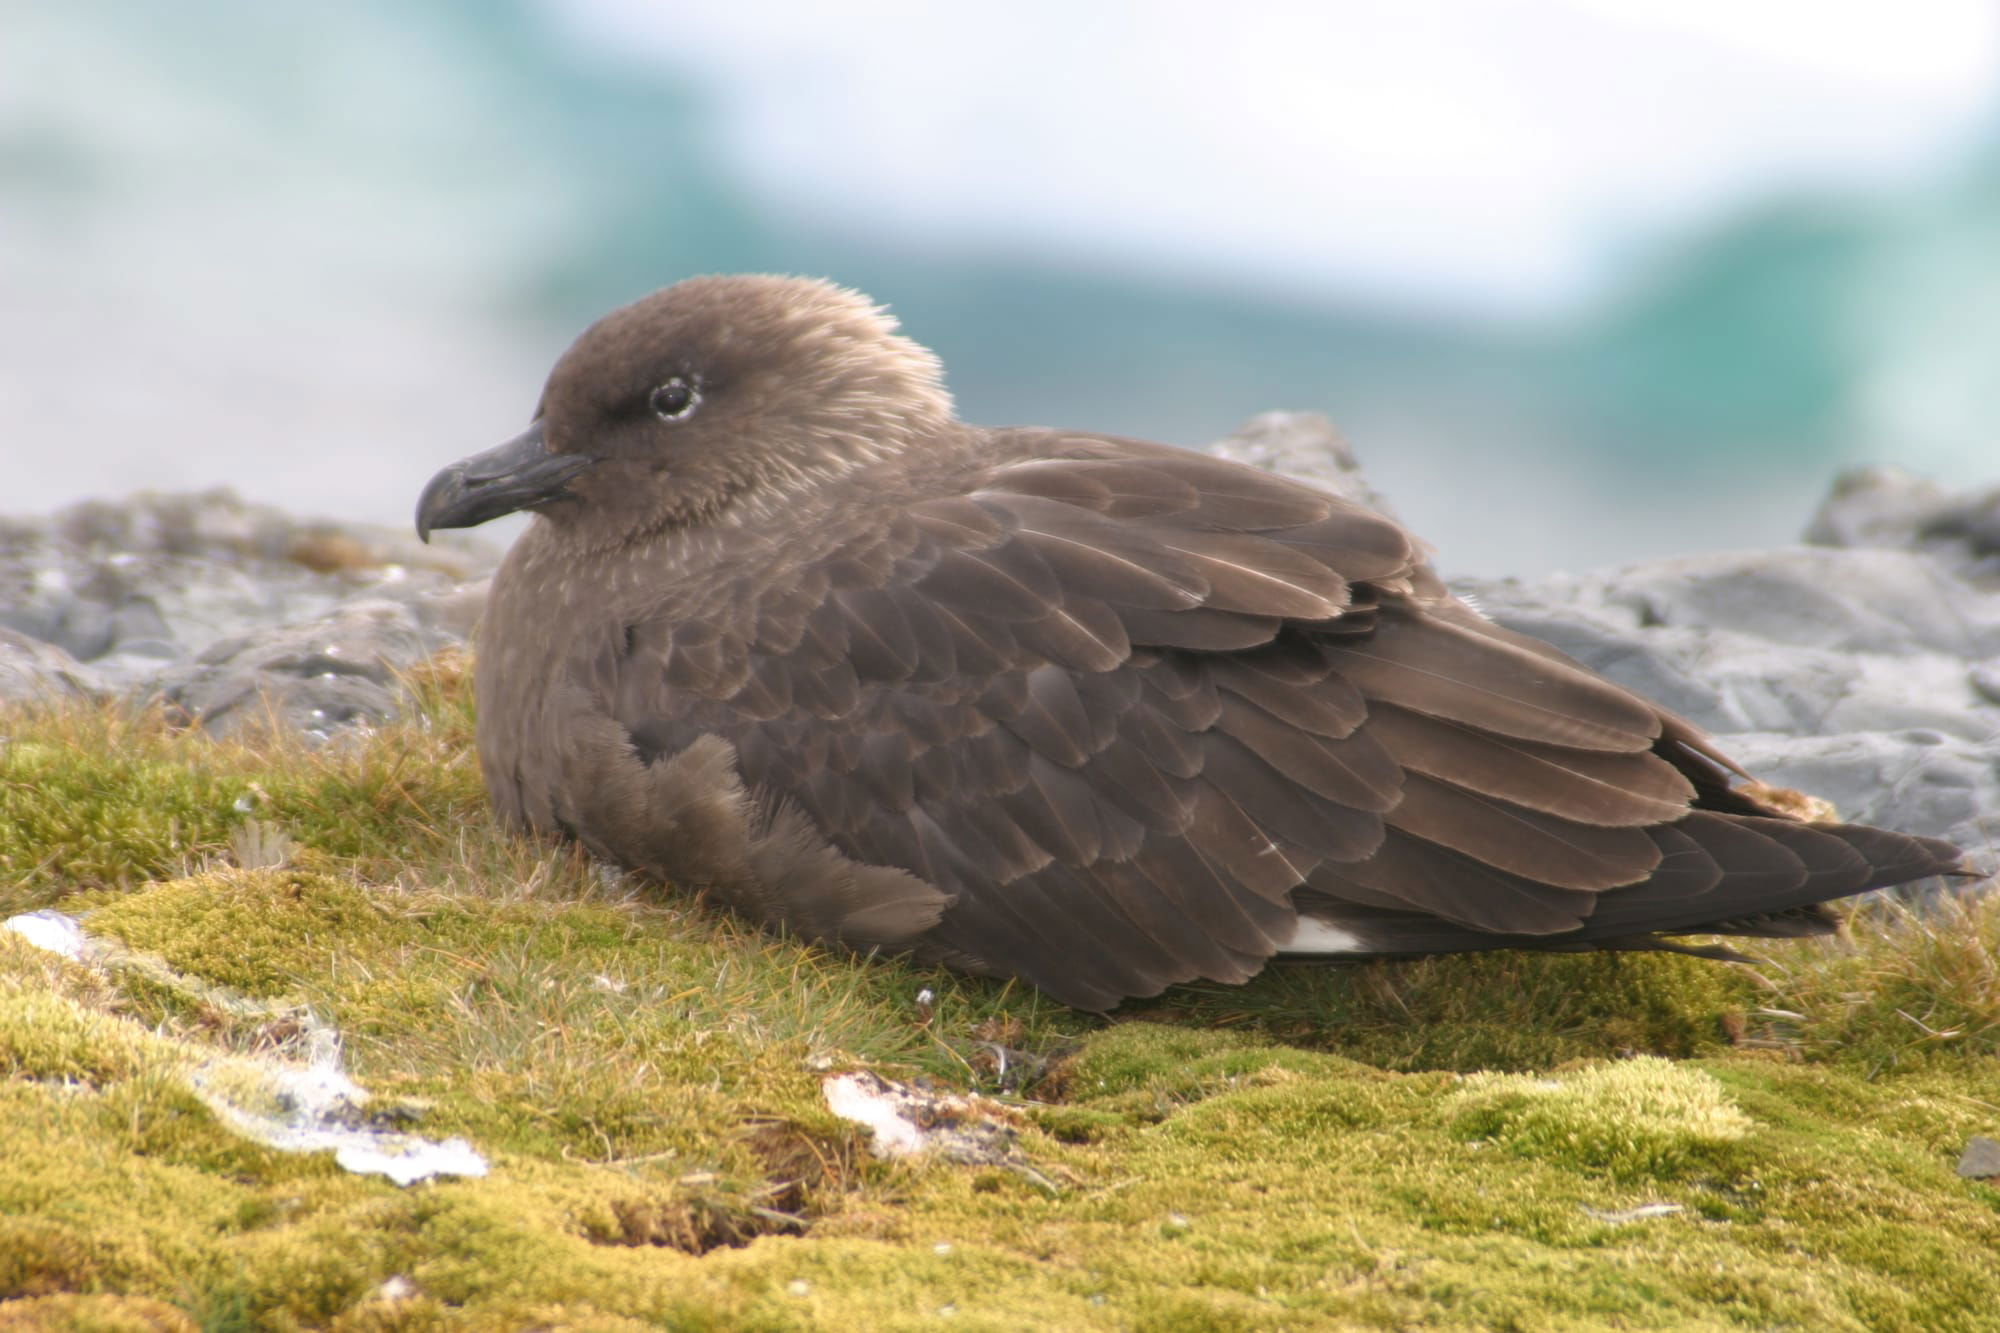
607;434;1962;1008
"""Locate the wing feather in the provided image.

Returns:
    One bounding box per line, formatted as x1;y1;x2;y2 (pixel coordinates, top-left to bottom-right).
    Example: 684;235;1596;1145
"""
594;434;1960;1008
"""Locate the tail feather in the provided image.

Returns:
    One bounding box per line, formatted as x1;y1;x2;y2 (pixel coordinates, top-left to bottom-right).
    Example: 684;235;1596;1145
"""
1284;811;1964;960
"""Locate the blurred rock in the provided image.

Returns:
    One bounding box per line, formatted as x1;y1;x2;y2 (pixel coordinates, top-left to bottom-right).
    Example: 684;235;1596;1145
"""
1805;465;2000;584
0;489;497;706
1802;467;1953;550
1207;411;1402;521
1957;1136;2000;1181
155;598;467;741
0;628;108;706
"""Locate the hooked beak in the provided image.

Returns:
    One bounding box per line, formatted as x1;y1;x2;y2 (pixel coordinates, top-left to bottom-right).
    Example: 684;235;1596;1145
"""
415;421;595;541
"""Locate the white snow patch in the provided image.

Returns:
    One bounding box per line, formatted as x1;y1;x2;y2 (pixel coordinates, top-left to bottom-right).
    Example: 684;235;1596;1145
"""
5;909;91;960
5;908;486;1185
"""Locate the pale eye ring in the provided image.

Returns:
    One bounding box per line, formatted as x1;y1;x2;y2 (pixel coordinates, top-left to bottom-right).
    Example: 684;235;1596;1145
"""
648;377;699;421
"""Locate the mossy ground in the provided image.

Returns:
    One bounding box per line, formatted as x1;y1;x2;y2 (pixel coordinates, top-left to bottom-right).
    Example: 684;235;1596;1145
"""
4;656;1999;1330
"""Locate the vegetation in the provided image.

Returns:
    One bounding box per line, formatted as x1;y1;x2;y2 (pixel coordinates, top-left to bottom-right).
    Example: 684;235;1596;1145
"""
4;656;1998;1330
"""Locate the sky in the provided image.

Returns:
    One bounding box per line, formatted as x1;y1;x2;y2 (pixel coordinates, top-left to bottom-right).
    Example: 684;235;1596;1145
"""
555;0;2000;315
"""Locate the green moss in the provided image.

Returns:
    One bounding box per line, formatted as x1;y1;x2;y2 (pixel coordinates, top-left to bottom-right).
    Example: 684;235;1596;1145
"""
84;869;404;997
0;1292;197;1332
1134;945;1752;1073
1058;1021;1397;1128
1447;1057;1752;1180
0;658;486;915
0;982;148;1084
0;726;251;906
6;689;2000;1328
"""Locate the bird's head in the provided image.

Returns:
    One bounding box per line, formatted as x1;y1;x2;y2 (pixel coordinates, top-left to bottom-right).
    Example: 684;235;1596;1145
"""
416;275;954;547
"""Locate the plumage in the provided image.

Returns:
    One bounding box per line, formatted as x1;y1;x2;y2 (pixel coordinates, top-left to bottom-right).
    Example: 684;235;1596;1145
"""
414;273;1966;1010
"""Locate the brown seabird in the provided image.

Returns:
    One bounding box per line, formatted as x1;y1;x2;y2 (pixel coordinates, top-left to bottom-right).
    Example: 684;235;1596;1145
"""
416;274;1963;1011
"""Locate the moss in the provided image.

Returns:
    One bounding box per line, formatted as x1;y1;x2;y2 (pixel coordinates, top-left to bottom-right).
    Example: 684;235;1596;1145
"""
84;869;405;997
1057;1021;1397;1128
1447;1057;1752;1180
6;689;2000;1327
1132;945;1752;1073
0;1293;197;1332
0;722;252;906
0;980;153;1083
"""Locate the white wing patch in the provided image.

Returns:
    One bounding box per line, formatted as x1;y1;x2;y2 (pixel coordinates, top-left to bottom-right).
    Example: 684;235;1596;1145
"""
1278;917;1370;955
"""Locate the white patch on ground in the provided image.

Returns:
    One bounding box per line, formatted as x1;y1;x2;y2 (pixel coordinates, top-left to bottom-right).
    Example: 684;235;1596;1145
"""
5;909;91;960
823;1071;1054;1190
1580;1202;1685;1224
824;1071;936;1158
189;1028;488;1187
1278;917;1368;954
5;909;487;1186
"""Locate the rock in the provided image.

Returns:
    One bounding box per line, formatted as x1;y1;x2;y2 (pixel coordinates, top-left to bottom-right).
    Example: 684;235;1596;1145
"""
1207;411;1402;521
1973;662;2000;708
0;489;496;706
1600;547;2000;658
0;628;109;706
1717;732;1999;876
1462;560;2000;732
1806;465;2000;584
1956;1136;2000;1181
1803;467;1955;551
155;597;470;741
1457;548;2000;857
1941;498;2000;557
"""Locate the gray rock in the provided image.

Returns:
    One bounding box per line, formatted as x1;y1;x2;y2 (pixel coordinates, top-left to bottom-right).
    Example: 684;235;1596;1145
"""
1972;662;2000;708
0;628;109;706
1956;1136;2000;1181
1806;465;2000;584
0;489;496;697
1457;544;2000;858
1599;547;2000;658
1719;731;1999;866
156;598;461;741
1803;467;1955;551
1207;411;1402;521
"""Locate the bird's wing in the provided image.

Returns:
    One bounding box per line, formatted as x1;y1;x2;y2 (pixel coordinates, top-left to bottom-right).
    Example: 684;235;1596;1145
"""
609;438;1949;1008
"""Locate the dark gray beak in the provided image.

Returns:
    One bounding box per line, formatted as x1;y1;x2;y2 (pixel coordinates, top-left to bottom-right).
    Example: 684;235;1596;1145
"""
415;421;595;541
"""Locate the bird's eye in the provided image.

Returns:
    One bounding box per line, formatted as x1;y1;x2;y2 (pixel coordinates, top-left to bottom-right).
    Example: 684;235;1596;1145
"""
648;377;699;421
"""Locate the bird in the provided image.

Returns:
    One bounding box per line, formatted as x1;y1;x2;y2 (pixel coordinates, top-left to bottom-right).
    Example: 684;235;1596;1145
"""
415;274;1964;1011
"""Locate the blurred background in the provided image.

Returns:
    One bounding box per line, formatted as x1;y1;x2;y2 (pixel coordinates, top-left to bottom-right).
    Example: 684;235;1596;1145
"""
3;0;1995;575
